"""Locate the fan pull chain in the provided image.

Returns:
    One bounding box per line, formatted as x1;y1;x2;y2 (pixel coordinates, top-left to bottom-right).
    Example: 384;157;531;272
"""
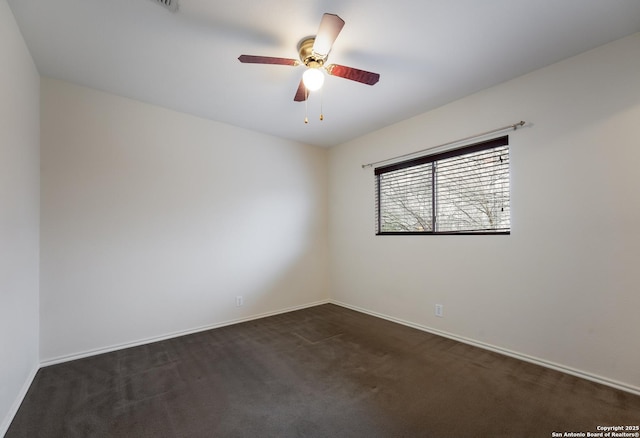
320;86;324;121
304;87;309;124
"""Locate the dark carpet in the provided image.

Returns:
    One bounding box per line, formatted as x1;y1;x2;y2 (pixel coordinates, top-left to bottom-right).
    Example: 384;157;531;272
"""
6;304;640;437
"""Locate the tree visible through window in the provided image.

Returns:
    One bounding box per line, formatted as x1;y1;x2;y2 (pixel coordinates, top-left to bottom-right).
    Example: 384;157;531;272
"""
375;136;510;235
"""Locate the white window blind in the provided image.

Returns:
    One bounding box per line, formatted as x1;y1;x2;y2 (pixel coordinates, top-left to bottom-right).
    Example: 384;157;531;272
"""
375;136;510;235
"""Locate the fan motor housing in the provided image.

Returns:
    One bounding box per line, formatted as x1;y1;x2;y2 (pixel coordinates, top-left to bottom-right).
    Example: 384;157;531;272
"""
298;37;325;68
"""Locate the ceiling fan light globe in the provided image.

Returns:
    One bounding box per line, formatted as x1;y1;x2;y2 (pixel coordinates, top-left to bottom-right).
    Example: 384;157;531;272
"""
302;68;325;91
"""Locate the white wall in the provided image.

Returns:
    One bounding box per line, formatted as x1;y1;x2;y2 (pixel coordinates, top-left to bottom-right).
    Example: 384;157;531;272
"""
40;78;328;362
0;0;40;434
328;33;640;391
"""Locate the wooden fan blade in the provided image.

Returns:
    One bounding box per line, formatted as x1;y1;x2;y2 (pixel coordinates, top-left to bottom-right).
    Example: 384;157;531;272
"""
294;79;307;102
312;13;345;56
238;55;299;66
326;64;380;85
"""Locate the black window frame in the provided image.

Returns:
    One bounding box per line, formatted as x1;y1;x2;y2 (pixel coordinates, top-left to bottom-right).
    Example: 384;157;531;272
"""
375;136;510;236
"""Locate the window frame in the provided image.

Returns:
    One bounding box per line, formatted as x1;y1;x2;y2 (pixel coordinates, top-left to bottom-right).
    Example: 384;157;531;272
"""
375;136;510;236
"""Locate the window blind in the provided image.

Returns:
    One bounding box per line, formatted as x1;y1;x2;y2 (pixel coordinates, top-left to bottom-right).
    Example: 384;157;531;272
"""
375;136;510;235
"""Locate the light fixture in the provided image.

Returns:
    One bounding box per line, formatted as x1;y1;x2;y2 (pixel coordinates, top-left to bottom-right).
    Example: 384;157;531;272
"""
302;68;325;91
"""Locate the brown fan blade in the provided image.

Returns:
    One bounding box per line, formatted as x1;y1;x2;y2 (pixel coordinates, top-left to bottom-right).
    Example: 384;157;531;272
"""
294;79;307;102
238;55;299;66
326;64;380;85
312;13;345;57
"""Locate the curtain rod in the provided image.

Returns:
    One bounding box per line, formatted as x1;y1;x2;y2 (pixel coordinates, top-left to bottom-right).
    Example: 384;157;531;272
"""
361;121;526;169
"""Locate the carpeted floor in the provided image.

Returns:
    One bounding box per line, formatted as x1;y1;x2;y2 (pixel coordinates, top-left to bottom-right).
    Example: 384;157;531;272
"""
6;304;640;437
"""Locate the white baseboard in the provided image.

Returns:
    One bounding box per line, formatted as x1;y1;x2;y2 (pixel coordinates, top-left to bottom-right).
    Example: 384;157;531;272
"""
1;364;38;438
40;299;330;367
330;299;640;397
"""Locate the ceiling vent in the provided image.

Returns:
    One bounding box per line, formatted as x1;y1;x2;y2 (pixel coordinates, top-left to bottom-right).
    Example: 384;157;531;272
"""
150;0;178;12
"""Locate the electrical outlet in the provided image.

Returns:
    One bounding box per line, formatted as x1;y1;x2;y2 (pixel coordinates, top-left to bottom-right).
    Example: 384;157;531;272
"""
435;304;443;317
236;296;243;307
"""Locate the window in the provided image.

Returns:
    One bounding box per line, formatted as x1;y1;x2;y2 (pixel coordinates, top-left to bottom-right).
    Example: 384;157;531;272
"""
375;136;510;235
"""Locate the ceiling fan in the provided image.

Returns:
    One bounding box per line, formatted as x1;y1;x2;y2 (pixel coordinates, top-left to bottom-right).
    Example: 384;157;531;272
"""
238;13;380;103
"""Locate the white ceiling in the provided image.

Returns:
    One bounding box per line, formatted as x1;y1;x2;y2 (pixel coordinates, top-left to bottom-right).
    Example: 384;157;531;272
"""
8;0;640;147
